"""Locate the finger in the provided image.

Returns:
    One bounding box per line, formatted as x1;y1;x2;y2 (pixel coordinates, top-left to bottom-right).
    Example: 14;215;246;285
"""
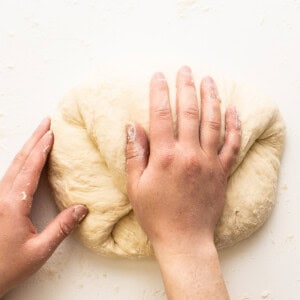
11;130;54;215
0;117;51;194
200;77;221;153
219;106;241;174
29;205;88;261
176;66;200;145
149;72;174;150
126;122;149;193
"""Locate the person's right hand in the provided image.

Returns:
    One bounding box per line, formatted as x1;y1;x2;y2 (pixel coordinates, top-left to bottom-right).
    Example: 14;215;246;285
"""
126;66;241;299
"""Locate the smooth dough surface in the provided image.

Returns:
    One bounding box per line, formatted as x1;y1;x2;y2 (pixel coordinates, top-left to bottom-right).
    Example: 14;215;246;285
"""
48;73;285;257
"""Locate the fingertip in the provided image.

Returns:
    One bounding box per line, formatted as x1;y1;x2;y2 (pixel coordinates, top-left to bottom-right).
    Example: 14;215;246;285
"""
28;205;88;261
41;116;51;125
72;204;89;223
46;129;53;136
179;65;192;75
200;76;219;101
151;72;167;90
201;76;215;87
125;122;148;162
177;65;194;87
42;130;54;157
44;130;54;144
39;116;51;131
153;72;166;81
134;123;149;153
32;117;52;140
59;205;87;237
125;123;148;188
226;106;241;130
126;122;137;144
219;106;242;173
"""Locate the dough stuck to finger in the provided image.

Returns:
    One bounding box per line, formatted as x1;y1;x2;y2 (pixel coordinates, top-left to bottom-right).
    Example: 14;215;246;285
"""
48;73;285;257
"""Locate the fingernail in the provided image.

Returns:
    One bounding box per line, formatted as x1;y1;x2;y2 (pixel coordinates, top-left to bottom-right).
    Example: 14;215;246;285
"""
154;72;166;81
73;205;88;223
41;116;51;126
46;129;53;136
203;76;218;100
180;65;192;77
126;123;136;143
43;145;51;157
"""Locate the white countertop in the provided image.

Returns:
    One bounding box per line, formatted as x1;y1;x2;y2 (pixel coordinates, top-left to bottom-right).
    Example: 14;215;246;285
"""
1;0;300;299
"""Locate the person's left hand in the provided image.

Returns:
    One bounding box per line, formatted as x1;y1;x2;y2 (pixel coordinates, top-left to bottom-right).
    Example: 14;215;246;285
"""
0;118;88;296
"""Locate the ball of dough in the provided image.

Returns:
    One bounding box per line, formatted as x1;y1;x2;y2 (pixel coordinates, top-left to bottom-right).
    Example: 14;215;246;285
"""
48;74;285;257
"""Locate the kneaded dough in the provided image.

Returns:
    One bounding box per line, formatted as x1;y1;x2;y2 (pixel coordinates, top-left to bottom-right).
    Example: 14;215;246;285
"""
48;73;285;257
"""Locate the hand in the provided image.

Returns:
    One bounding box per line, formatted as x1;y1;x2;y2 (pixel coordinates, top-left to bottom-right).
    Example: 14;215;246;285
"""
0;118;88;296
126;66;241;299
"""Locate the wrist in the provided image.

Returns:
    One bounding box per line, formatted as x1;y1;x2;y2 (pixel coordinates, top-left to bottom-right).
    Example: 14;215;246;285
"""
152;231;216;263
152;234;228;300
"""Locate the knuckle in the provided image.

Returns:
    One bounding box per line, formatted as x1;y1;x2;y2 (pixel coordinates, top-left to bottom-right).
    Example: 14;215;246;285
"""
205;120;221;131
182;107;199;119
182;152;201;172
158;149;175;168
154;108;171;120
59;222;73;237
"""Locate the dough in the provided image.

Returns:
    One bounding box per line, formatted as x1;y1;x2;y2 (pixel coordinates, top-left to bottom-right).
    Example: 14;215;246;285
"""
48;73;285;257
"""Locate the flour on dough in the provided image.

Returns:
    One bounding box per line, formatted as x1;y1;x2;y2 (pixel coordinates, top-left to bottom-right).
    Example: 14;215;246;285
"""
48;73;285;257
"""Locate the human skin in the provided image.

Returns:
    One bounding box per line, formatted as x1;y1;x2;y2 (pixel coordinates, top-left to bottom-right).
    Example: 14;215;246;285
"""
0;118;88;297
126;66;241;299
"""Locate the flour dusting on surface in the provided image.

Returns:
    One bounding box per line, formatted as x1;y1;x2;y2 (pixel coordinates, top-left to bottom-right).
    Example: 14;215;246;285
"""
261;290;271;299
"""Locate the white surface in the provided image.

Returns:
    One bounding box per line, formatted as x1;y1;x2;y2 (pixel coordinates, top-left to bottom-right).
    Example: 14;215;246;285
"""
0;0;299;299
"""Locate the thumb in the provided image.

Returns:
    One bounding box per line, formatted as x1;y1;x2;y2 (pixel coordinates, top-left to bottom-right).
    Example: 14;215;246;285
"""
126;122;149;189
30;205;88;259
